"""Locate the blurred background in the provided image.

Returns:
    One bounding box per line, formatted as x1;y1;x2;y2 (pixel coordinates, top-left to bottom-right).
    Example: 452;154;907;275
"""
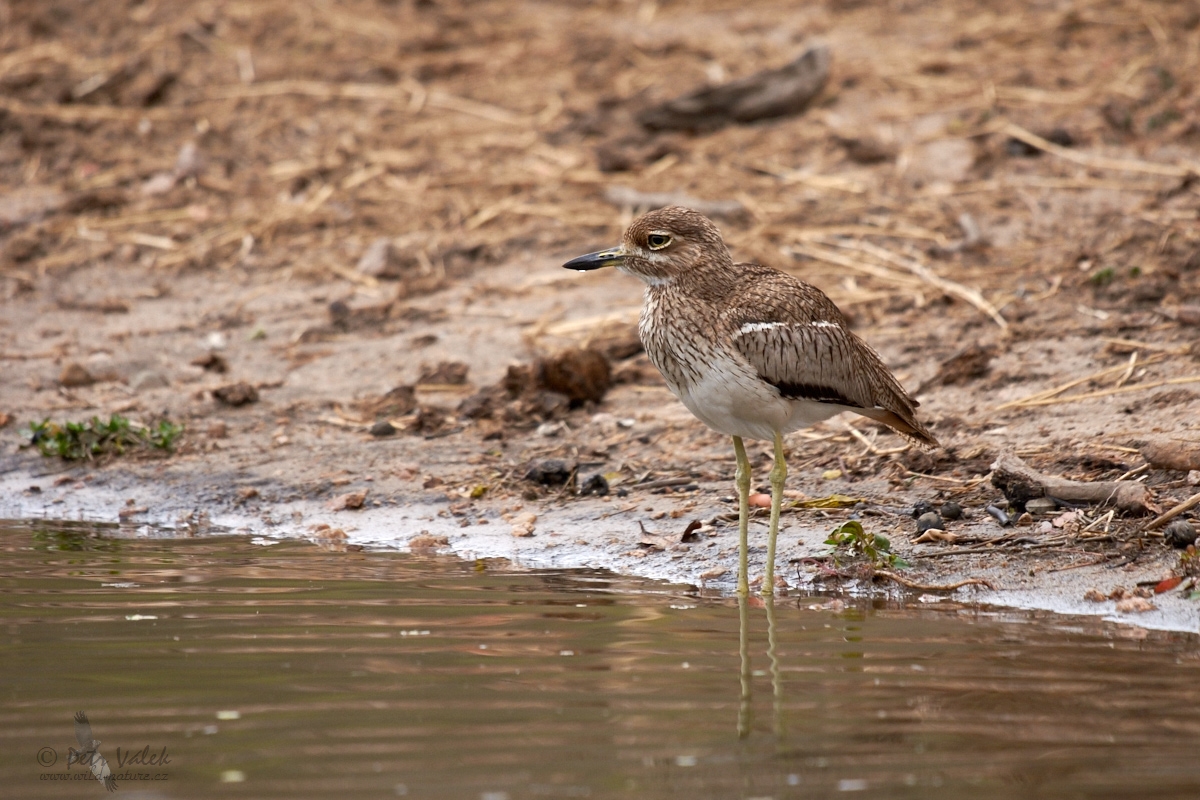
2;0;1199;527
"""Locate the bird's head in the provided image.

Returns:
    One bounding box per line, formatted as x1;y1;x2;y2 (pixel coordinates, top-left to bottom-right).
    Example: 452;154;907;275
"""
563;206;731;285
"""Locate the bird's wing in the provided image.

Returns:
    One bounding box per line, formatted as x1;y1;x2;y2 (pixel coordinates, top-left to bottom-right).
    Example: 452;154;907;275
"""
730;318;935;445
73;712;93;749
89;752;116;792
731;319;886;408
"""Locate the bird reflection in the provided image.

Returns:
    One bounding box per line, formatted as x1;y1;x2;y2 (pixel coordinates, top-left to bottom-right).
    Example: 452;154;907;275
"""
737;593;784;739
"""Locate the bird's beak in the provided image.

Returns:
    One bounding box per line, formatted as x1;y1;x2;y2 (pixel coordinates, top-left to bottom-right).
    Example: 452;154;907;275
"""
563;246;626;271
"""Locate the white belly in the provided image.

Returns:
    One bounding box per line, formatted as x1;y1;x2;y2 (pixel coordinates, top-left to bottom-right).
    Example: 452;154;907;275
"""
666;352;846;441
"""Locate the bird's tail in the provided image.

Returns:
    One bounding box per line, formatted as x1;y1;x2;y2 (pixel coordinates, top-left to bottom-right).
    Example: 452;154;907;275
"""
857;407;938;449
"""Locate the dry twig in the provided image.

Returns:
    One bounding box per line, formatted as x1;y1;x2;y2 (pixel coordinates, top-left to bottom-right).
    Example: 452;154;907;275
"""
1140;491;1200;532
874;570;995;591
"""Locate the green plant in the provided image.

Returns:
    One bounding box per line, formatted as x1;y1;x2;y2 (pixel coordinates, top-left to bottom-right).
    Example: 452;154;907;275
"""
1089;266;1115;287
825;520;908;569
28;415;183;460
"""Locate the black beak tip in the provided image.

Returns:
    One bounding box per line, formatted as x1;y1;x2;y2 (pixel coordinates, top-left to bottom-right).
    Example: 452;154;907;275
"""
562;254;599;271
562;249;624;271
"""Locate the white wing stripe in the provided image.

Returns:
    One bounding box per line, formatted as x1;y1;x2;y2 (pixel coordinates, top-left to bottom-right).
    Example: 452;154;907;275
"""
738;321;784;334
738;320;841;336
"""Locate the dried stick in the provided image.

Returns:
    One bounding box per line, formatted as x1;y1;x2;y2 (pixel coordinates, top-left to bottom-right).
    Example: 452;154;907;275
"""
1140;491;1200;532
990;452;1153;514
1012;375;1200;408
834;239;1008;329
1003;122;1200;178
788;242;925;289
874;570;995;591
995;354;1168;410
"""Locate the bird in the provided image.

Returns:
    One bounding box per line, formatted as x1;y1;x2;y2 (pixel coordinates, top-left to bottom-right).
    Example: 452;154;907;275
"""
69;711;117;792
564;206;936;596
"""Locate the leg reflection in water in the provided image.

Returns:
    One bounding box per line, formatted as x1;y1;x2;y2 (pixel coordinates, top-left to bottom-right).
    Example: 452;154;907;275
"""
737;593;785;739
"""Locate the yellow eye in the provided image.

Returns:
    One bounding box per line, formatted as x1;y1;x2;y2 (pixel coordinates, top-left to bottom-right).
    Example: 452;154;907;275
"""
647;233;671;250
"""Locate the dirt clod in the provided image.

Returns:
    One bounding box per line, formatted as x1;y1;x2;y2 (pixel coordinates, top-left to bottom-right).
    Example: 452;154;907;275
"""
1163;519;1197;549
578;473;609;496
409;533;450;550
524;459;574;486
912;500;936;518
359;386;417;419
191;353;229;373
58;363;95;388
939;501;963;521
369;420;397;437
328;490;367;511
916;512;943;534
510;512;537;537
417;361;469;386
1115;596;1156;614
213;383;259;407
537;348;612;405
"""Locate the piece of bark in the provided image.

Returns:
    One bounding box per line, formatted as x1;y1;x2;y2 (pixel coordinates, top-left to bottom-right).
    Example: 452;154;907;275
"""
1176;305;1200;326
637;45;830;132
990;452;1153;514
1139;437;1200;472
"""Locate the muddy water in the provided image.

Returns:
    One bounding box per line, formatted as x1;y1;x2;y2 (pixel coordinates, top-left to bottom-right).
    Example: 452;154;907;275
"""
2;521;1199;799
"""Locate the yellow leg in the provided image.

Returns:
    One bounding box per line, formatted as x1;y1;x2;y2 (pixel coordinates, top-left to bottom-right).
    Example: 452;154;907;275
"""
732;435;751;597
737;591;752;738
762;431;787;597
765;592;784;737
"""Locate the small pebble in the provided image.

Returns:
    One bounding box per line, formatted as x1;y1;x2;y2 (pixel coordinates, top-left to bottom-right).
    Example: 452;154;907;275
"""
1016;512;1033;527
1025;497;1057;515
578;473;609;496
1163;519;1197;549
748;493;772;508
536;421;566;437
131;370;170;391
916;511;943;534
206;420;228;439
911;500;936;519
369;419;397;437
938;501;962;521
986;504;1012;526
59;362;95;388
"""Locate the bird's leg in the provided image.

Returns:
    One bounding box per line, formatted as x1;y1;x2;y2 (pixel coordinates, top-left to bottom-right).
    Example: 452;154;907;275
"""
732;435;751;596
737;591;752;739
763;431;787;596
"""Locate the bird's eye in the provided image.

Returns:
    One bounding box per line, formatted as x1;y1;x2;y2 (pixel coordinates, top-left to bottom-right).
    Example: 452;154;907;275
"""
646;233;672;250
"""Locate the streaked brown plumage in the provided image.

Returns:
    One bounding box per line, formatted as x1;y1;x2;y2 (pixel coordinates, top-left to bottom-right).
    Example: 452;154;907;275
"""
564;206;936;594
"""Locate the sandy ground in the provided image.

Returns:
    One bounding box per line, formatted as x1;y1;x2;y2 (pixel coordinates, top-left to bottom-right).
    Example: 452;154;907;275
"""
2;0;1200;631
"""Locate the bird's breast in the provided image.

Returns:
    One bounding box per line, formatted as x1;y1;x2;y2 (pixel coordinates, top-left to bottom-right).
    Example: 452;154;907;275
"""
639;290;707;394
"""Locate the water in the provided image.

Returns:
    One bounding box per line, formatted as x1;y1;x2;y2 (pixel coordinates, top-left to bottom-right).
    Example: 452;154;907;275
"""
1;520;1198;799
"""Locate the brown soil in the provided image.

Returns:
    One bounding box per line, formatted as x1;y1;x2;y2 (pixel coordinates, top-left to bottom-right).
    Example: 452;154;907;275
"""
3;0;1200;627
